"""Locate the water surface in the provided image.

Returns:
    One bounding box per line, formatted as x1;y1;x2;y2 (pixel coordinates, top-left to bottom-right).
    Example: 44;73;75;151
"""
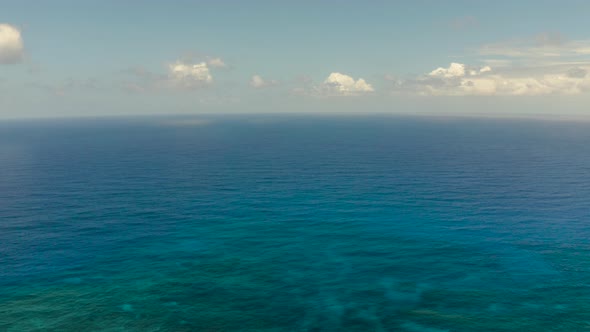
1;115;590;331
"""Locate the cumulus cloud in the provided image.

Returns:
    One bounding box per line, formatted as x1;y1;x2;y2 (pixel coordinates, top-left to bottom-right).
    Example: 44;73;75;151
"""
168;61;213;89
250;75;265;88
393;62;590;96
250;74;278;88
122;60;217;92
0;24;24;64
293;72;374;97
309;72;374;96
429;63;472;78
428;62;491;78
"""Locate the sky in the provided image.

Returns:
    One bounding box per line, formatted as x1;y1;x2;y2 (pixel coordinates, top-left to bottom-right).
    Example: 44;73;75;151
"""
1;0;590;119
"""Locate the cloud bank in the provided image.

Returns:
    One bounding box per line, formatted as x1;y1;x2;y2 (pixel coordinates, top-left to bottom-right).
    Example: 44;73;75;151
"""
393;62;590;96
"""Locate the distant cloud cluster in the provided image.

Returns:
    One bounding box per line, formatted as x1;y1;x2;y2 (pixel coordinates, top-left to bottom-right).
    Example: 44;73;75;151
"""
392;62;590;96
0;24;24;64
385;32;590;96
10;21;590;101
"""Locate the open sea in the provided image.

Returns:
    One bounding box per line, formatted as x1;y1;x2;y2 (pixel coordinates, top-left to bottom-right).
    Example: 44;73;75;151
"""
1;115;590;331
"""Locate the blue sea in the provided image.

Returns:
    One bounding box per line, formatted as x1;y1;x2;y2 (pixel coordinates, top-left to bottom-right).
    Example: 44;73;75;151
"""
1;115;590;331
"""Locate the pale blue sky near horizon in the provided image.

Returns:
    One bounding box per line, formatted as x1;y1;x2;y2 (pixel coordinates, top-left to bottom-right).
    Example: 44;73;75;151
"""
1;1;590;119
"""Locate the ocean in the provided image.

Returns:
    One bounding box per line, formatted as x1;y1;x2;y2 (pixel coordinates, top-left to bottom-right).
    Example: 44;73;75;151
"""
1;115;589;331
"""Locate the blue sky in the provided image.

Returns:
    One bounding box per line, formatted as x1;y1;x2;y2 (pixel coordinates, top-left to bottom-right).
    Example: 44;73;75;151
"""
2;1;590;119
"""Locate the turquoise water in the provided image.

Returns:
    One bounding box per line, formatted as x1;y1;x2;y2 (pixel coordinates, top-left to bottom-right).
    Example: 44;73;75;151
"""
1;115;590;331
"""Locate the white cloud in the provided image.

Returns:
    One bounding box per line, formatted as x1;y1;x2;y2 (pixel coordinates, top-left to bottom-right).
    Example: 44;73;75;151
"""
429;63;492;78
429;63;466;78
317;72;374;96
395;62;590;96
121;61;216;93
207;57;226;68
293;72;375;97
250;75;265;88
250;74;278;88
167;61;213;89
0;24;24;64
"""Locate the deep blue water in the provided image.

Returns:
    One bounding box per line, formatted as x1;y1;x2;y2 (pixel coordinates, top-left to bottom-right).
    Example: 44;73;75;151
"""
1;115;590;331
